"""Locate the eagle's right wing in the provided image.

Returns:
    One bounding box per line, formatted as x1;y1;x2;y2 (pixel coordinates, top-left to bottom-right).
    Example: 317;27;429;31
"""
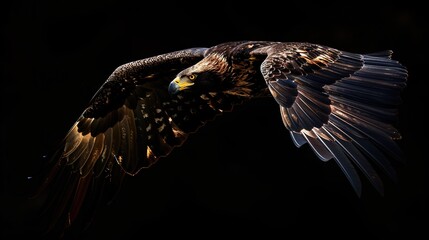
253;42;407;196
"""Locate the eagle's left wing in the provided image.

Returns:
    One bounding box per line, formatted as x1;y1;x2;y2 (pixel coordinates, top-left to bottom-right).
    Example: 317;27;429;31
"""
30;47;240;238
252;42;407;196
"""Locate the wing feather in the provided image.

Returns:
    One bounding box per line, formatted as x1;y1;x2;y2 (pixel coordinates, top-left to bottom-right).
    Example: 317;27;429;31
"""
257;42;407;195
93;131;112;178
80;133;104;177
290;131;307;148
322;125;385;194
301;130;333;162
328;115;398;181
314;128;363;196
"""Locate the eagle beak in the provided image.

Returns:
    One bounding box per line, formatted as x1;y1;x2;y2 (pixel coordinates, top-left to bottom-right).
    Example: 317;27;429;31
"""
168;76;194;94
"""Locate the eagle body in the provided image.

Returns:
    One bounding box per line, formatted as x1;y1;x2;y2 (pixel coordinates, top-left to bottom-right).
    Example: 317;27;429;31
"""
31;41;407;238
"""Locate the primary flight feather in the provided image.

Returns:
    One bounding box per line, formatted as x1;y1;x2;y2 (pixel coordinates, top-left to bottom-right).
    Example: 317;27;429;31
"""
31;41;407;237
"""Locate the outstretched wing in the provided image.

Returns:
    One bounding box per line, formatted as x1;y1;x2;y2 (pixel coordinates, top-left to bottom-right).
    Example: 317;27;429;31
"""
31;47;241;238
253;42;407;196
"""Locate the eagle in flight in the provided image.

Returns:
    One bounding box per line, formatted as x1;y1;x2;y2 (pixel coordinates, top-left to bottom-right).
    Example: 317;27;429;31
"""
31;41;407;237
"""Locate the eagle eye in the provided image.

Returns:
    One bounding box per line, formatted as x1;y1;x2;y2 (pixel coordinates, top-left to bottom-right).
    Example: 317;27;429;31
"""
188;73;197;80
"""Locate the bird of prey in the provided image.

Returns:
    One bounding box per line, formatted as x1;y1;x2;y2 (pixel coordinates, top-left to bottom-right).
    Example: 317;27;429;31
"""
30;41;407;237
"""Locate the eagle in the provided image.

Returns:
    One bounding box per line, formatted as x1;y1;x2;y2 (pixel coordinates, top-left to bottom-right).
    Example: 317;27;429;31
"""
30;41;407;238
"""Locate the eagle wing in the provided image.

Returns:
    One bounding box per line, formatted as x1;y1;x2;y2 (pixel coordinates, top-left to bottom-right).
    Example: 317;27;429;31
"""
252;42;407;196
32;47;242;237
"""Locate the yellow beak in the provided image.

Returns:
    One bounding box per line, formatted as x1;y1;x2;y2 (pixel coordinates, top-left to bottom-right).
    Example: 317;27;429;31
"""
168;77;194;94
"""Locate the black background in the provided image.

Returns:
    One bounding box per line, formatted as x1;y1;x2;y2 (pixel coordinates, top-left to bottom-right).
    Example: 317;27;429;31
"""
2;1;428;239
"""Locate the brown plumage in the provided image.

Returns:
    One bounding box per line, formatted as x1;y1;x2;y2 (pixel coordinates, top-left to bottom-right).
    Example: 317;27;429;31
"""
30;41;407;238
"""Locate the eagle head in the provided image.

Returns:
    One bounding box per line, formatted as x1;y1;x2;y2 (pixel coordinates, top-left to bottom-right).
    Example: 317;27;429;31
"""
168;53;229;95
